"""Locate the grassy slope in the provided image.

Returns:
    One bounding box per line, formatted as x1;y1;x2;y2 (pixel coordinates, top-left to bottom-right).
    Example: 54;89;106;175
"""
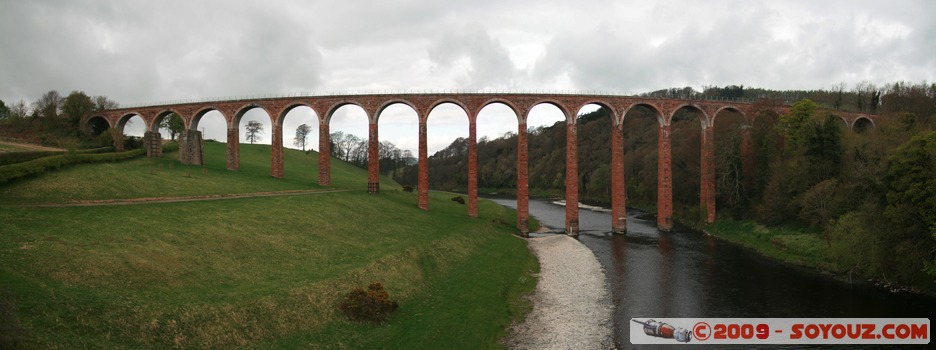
0;141;396;204
704;220;832;271
0;142;538;348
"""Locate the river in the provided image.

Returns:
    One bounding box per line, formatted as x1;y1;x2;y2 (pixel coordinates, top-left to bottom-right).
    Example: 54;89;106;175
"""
491;198;935;348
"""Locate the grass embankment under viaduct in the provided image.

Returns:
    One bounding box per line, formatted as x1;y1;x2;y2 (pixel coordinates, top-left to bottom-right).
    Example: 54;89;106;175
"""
0;141;539;348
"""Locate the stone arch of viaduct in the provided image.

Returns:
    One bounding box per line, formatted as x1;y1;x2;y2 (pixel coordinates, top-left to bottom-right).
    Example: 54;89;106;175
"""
81;93;877;236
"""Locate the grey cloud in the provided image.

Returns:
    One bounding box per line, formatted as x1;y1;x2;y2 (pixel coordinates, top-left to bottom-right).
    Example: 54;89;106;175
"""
428;23;519;88
0;1;161;103
533;1;936;92
178;7;324;97
0;1;324;106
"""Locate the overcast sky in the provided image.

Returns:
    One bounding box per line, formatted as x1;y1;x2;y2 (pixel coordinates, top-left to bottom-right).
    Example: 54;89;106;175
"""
2;0;934;154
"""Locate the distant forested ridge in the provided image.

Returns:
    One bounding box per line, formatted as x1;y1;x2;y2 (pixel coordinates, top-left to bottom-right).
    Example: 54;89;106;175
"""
393;82;936;288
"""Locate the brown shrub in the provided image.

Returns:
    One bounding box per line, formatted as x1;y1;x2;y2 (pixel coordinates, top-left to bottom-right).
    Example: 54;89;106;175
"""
337;282;398;324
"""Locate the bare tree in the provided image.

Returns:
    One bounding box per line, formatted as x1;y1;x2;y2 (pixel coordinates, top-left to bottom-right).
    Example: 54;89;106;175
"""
245;120;263;144
831;82;847;109
33;90;63;118
329;131;345;158
7;100;29;119
0;99;8;120
331;132;362;162
854;81;876;112
294;123;311;151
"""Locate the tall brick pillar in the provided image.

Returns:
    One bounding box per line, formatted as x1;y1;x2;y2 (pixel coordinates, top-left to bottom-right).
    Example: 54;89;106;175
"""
417;120;429;210
271;123;284;178
144;131;163;158
741;125;754;195
467;117;478;217
565;121;579;237
226;126;239;171
657;123;674;231
367;122;379;194
319;122;330;186
517;122;530;236
701;125;716;223
611;120;627;234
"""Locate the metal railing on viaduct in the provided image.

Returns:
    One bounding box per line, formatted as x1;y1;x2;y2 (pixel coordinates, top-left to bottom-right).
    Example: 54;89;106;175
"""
81;92;878;235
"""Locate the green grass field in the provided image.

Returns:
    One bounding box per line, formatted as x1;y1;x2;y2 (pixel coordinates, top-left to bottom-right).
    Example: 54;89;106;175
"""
0;142;539;348
0;141;396;204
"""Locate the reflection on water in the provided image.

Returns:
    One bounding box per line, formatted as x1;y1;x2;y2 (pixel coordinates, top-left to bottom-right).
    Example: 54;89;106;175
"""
491;199;936;347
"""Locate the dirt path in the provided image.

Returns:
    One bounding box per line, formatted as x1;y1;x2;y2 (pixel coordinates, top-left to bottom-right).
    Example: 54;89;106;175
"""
3;189;351;207
0;140;64;153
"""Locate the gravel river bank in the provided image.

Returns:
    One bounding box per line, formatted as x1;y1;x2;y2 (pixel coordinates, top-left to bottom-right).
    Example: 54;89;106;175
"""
506;235;613;349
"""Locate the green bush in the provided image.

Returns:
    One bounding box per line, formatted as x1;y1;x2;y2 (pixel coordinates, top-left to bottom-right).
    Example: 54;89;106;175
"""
161;142;179;153
0;147;114;167
74;147;113;154
451;196;465;204
0;149;145;185
337;282;398;324
0;151;64;166
123;136;142;150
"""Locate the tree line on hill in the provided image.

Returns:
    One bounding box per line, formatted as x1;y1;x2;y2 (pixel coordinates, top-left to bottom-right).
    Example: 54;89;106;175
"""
391;82;936;289
0;90;121;148
328;131;416;179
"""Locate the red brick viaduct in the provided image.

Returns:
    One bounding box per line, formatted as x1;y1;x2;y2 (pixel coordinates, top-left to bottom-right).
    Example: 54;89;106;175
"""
81;92;876;236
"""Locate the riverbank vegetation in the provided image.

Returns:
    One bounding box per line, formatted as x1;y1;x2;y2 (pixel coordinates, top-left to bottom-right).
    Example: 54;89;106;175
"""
407;82;936;292
0;142;539;348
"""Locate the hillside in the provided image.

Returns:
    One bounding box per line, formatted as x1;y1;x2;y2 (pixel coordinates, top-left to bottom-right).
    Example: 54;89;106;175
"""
0;141;397;204
0;142;539;348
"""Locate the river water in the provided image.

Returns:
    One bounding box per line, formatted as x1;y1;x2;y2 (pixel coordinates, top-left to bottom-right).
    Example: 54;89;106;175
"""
491;199;935;348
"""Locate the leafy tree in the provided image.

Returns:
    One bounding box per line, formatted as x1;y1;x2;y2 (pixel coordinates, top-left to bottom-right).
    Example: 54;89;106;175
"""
93;96;119;111
61;91;95;131
159;113;185;141
245;120;264;144
798;179;841;227
884;131;936;281
800;115;844;181
827;207;889;277
758;100;845;224
294;123;311;151
778;99;818;148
